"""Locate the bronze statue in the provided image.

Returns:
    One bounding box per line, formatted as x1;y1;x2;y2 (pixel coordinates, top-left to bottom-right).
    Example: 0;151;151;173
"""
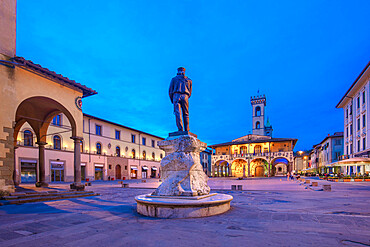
169;67;192;131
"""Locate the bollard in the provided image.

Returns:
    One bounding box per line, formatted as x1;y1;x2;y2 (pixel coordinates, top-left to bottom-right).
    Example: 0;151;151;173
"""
122;183;129;188
237;185;243;190
142;180;146;183
323;185;331;192
305;179;310;184
231;185;237;190
311;182;318;187
118;181;123;184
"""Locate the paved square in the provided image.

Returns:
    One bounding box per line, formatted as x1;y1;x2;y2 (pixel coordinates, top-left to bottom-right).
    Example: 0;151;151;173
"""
0;178;369;247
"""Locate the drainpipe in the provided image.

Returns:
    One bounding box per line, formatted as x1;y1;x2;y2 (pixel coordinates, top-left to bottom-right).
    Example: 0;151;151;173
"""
88;118;91;163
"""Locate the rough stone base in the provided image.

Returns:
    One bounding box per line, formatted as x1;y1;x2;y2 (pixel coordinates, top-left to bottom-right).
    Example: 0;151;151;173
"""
135;193;233;218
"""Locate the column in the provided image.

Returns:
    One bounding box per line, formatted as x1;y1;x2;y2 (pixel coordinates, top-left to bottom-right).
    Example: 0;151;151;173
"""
71;136;84;189
36;141;48;187
247;160;250;177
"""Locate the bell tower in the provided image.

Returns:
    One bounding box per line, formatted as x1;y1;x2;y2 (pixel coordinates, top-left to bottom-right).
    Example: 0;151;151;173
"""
251;94;266;136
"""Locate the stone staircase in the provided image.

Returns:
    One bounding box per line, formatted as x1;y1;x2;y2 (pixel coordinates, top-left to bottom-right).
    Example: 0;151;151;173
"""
0;190;100;205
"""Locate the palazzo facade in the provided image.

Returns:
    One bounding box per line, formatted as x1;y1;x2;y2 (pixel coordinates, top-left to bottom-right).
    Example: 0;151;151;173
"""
210;95;297;177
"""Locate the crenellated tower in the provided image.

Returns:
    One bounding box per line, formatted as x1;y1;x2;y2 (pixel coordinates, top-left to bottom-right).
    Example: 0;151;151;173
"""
251;95;266;136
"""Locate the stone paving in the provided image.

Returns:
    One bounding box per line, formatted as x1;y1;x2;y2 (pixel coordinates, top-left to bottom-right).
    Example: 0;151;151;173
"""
0;177;369;247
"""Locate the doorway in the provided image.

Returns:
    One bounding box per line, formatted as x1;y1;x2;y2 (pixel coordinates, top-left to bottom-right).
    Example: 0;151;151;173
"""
255;165;264;177
21;160;37;183
115;165;121;180
51;162;64;182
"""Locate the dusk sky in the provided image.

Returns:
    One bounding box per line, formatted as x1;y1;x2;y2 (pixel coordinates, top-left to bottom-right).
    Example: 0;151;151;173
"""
16;0;370;151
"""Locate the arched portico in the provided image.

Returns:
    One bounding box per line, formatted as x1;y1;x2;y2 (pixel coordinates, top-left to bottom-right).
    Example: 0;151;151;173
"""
214;160;230;177
271;157;290;176
231;159;247;177
13;96;83;188
250;158;268;177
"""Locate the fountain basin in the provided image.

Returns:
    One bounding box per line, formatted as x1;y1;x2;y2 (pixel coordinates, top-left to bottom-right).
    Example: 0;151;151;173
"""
135;193;233;218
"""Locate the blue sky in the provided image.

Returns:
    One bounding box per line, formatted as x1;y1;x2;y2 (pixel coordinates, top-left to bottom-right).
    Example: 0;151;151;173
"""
16;0;370;151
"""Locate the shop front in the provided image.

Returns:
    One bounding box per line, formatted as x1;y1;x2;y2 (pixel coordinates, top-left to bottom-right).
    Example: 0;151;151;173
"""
95;164;104;180
50;161;65;182
20;159;37;183
131;166;138;179
151;167;157;178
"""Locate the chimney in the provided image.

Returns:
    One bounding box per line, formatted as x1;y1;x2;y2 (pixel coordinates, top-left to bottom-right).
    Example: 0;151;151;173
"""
0;0;16;58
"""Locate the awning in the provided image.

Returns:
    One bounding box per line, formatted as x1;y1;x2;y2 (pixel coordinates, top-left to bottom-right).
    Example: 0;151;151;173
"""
329;158;370;167
81;163;86;167
151;167;158;170
131;167;138;170
95;164;104;167
142;167;148;170
20;159;37;163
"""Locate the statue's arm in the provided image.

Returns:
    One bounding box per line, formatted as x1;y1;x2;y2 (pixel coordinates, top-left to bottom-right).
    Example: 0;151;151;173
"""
169;79;174;103
188;79;192;98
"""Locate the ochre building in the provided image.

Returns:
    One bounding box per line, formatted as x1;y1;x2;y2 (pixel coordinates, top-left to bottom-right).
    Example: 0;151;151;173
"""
209;95;297;177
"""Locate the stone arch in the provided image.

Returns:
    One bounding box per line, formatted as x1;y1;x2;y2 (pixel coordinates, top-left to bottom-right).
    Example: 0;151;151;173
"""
214;160;230;177
271;157;289;176
231;159;247;177
250;158;268;177
13;96;81;187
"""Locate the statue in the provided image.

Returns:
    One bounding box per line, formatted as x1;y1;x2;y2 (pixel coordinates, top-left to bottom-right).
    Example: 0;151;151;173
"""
169;67;192;132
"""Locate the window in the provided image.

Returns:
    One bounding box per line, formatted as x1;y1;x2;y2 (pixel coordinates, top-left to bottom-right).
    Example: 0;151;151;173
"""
96;142;102;154
142;150;146;159
52;114;61;126
256;121;260;129
254;145;261;154
152;140;155;147
53;135;61;150
80;141;84;153
160;153;163;159
116;146;121;157
142;137;146;146
346;127;349;137
334;152;341;161
125;166;127;170
24;130;33;146
358;140;360;152
350;124;353;135
96;125;102;136
363;137;366;150
109;165;112;169
255;106;261;117
350;144;353;154
357;97;360;108
363;91;366;104
263;147;268;153
131;149;136;158
334;139;341;145
240;147;245;154
83;120;85;132
346;108;348;118
115;130;120;140
346;145;348;155
131;134;136;143
152;152;155;159
357;118;360;131
350;105;352;115
363;114;366;128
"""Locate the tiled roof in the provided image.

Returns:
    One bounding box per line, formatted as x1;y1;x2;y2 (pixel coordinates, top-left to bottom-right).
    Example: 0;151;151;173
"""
12;57;97;98
209;137;298;148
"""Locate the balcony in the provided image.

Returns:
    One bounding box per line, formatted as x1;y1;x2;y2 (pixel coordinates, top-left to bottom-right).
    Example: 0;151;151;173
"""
212;151;294;164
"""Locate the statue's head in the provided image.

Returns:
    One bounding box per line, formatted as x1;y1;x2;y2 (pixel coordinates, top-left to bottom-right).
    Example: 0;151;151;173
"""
177;67;186;75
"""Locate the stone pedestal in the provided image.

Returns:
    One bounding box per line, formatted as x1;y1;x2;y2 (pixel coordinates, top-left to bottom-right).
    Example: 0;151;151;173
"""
135;133;232;218
152;134;210;196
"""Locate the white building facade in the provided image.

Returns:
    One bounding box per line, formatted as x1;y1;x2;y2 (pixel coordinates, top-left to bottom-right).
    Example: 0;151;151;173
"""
15;113;165;184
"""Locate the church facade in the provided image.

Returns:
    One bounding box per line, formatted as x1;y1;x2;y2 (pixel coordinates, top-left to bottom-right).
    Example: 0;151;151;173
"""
209;95;297;177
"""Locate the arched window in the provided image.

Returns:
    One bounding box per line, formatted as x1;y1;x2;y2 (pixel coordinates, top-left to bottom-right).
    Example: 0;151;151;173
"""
53;135;61;150
142;150;146;159
96;142;102;155
80;141;84;153
132;149;136;158
254;145;261;154
160;153;163;159
116;146;121;157
256;121;260;129
240;146;245;154
255;106;261;117
152;152;155;160
24;130;33;146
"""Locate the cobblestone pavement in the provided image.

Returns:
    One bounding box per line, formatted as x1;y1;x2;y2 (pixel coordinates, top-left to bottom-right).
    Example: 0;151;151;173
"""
0;178;369;247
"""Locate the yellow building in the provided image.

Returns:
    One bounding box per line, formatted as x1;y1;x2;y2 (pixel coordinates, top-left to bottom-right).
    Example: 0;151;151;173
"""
209;95;297;177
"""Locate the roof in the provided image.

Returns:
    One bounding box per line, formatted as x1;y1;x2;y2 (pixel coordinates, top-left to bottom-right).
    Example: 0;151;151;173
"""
83;113;165;140
317;132;344;146
336;61;370;108
11;57;97;98
209;137;298;148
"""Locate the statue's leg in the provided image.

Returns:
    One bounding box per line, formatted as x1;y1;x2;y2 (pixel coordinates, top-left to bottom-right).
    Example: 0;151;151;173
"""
174;94;183;131
182;94;190;131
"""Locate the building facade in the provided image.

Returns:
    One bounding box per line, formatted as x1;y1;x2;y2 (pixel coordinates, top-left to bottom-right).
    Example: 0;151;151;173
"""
309;132;344;174
15;113;165;184
210;94;296;177
200;148;212;176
